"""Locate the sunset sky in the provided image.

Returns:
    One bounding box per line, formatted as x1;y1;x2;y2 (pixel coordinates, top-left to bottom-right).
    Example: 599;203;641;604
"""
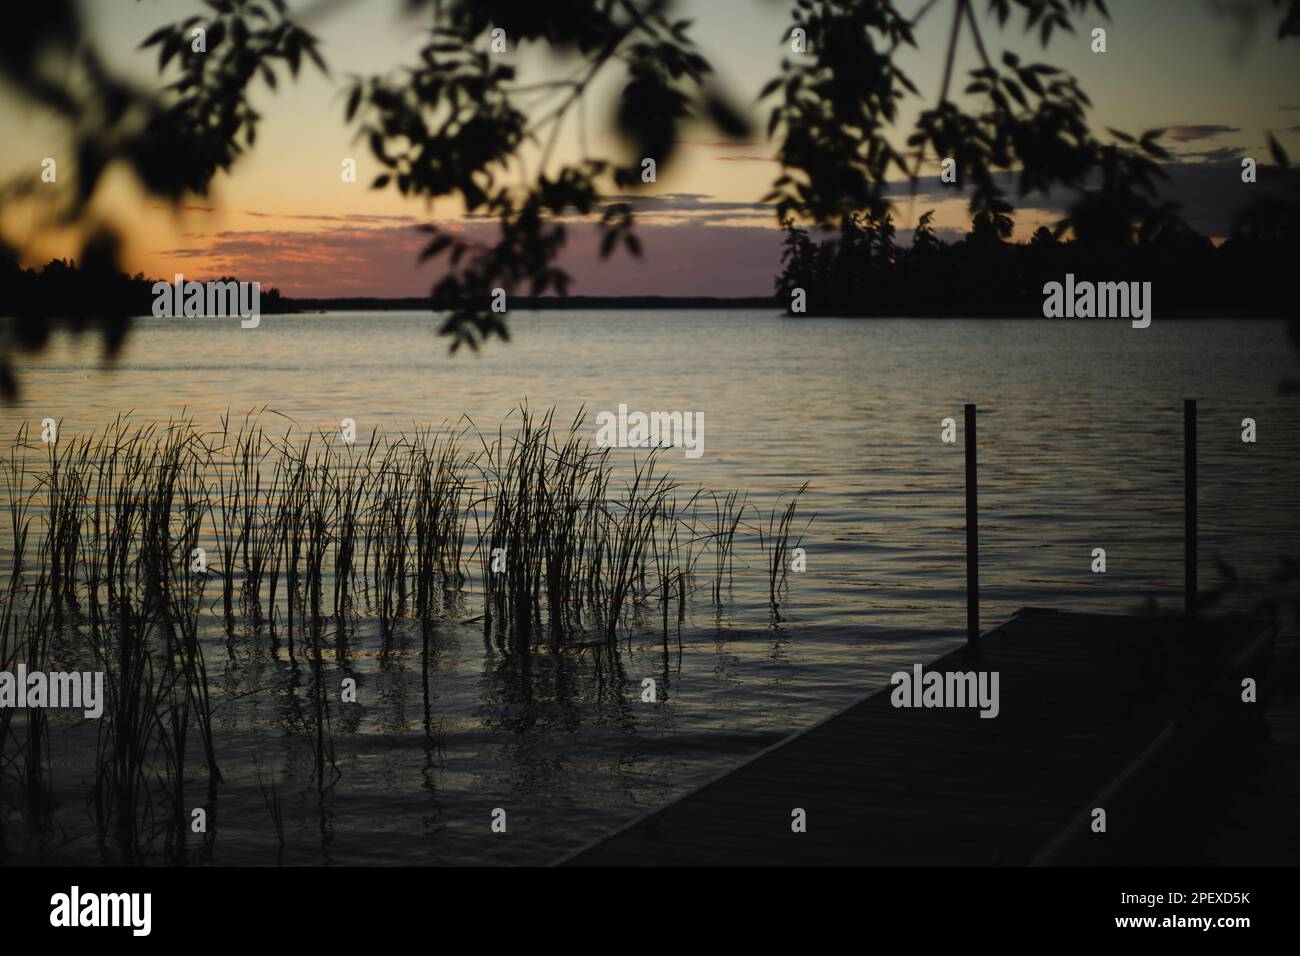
1;0;1297;297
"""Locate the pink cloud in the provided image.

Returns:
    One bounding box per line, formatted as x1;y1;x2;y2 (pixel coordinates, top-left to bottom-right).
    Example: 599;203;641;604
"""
151;220;784;298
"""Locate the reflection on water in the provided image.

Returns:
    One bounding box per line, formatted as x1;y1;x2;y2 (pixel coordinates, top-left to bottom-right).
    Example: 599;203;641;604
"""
2;312;1297;864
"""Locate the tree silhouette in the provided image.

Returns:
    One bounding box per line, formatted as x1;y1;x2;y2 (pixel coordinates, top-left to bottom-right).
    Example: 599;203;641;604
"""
1;0;1298;396
775;173;1297;321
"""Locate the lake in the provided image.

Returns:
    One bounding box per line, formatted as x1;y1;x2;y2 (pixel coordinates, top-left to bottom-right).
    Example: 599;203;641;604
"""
2;310;1297;864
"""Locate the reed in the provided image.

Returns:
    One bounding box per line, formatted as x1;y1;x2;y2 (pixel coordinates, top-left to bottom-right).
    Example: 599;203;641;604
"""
254;757;286;862
760;483;813;615
0;406;811;862
710;490;747;603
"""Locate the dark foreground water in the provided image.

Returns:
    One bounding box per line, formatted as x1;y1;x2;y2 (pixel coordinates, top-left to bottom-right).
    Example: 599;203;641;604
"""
2;311;1298;864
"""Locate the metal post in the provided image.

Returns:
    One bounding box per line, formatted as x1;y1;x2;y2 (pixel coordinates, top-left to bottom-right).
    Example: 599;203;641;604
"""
1185;399;1197;620
965;403;979;654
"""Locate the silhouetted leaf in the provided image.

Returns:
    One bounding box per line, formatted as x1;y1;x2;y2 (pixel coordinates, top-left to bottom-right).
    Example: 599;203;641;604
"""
1269;132;1291;168
140;26;172;48
706;93;751;139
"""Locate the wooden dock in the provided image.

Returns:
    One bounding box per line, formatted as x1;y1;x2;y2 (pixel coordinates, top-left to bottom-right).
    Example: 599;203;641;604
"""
1203;636;1300;866
559;608;1273;866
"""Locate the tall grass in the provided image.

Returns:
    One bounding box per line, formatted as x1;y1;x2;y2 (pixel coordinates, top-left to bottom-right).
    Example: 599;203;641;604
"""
0;406;810;862
760;483;813;617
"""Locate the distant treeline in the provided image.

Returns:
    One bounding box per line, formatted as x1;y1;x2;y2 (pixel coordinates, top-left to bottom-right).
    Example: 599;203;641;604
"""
5;218;1296;332
0;256;288;351
285;295;779;311
773;209;1296;318
0;256;781;324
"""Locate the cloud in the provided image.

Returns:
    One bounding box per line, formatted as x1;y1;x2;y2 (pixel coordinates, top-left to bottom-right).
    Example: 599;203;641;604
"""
460;192;774;225
608;195;769;226
149;203;216;213
615;193;767;215
151;219;784;297
1167;124;1241;142
150;247;211;257
240;210;418;223
146;204;419;224
678;139;762;150
1175;145;1246;164
677;140;775;163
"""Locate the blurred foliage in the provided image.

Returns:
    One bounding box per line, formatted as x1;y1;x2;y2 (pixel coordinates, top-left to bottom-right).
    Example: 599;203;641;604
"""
0;0;1297;391
766;0;1179;244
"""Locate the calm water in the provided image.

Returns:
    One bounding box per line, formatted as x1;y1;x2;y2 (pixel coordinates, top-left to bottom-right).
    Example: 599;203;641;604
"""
3;311;1298;865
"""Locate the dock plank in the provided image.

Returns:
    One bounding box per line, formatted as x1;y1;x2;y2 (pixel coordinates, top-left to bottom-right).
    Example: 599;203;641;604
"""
560;609;1269;866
